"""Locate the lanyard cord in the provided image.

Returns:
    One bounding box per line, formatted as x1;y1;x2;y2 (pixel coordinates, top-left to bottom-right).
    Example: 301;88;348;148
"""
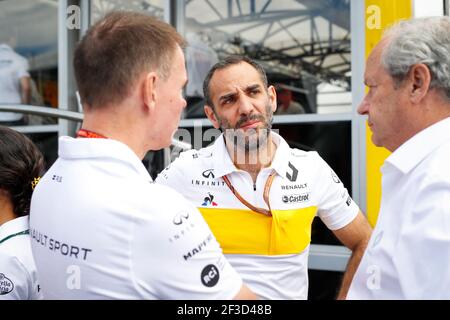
222;170;276;217
76;129;107;139
0;230;29;245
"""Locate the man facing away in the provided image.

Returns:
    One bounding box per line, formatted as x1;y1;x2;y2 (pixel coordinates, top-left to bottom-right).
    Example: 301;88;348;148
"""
156;56;372;299
348;16;450;299
30;11;255;300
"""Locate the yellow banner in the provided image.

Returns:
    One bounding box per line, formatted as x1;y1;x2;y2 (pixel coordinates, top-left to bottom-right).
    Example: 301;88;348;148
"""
365;0;412;226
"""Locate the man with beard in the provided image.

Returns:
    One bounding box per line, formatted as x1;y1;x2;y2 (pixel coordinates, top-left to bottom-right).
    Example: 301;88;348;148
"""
156;56;372;299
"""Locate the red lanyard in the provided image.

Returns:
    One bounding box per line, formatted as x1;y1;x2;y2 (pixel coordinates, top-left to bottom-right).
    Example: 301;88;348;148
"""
76;129;107;139
222;170;276;217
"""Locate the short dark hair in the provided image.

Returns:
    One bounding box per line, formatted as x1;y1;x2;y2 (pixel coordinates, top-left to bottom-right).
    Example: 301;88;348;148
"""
74;11;186;109
0;126;45;217
203;55;268;109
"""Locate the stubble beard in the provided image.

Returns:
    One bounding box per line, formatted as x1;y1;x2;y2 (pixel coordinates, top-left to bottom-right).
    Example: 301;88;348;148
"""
218;102;273;157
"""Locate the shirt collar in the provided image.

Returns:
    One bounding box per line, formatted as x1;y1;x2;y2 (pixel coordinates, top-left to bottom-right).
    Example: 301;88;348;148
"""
58;136;153;181
211;134;237;178
269;131;291;179
384;116;450;174
211;131;291;179
0;216;29;242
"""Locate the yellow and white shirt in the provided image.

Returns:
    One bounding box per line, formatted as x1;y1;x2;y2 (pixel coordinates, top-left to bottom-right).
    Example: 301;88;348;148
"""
156;132;359;299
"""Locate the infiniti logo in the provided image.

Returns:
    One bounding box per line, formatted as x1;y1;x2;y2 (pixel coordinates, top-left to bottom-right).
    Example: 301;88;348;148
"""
331;170;341;183
172;211;190;225
202;169;215;179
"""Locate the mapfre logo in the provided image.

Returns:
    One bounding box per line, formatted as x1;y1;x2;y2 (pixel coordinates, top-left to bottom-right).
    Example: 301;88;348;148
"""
282;193;310;204
201;264;220;287
0;273;14;295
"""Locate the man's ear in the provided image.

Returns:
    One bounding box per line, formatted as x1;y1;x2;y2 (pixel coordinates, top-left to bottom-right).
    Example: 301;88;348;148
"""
408;63;431;104
267;85;277;113
143;72;157;112
204;105;220;129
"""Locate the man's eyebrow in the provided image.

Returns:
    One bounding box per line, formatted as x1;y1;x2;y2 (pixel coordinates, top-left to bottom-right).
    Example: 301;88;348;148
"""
218;92;237;103
218;84;262;103
245;84;261;91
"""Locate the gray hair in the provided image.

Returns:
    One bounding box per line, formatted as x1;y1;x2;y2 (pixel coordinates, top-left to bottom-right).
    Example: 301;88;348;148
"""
382;16;450;100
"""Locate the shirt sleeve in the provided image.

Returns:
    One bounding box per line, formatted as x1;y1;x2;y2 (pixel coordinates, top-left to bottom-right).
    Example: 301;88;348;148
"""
313;153;359;230
392;177;450;299
131;185;243;299
15;56;30;79
0;252;31;300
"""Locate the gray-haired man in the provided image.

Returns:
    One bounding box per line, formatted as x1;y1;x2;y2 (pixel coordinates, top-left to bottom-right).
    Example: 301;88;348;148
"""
348;16;450;299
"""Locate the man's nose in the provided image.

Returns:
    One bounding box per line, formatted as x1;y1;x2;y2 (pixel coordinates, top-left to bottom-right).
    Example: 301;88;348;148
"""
357;96;369;115
237;94;254;116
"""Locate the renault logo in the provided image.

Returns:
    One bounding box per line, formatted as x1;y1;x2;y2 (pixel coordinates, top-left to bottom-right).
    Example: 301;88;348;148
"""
286;162;298;182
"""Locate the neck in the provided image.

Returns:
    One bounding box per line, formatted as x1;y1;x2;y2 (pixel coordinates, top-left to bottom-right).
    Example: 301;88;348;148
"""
389;97;450;152
0;192;16;226
225;134;277;183
81;108;148;160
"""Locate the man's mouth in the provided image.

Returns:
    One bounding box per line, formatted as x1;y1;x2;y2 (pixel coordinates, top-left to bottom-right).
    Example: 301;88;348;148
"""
239;120;261;130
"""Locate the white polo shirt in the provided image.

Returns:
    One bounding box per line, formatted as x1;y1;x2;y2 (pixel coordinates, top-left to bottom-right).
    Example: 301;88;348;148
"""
156;132;359;299
348;117;450;299
30;137;242;299
0;216;42;300
0;44;29;122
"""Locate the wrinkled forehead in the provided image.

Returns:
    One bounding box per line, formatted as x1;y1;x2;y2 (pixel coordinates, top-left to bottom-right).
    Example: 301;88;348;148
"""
365;38;391;79
367;38;391;68
210;62;265;95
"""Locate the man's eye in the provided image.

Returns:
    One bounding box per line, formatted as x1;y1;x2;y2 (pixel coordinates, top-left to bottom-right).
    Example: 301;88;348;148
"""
366;85;377;96
222;98;234;105
249;90;260;95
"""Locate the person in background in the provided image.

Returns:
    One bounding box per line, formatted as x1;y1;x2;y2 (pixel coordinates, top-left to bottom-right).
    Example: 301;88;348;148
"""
0;39;31;126
0;126;44;299
348;16;450;299
274;85;305;115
